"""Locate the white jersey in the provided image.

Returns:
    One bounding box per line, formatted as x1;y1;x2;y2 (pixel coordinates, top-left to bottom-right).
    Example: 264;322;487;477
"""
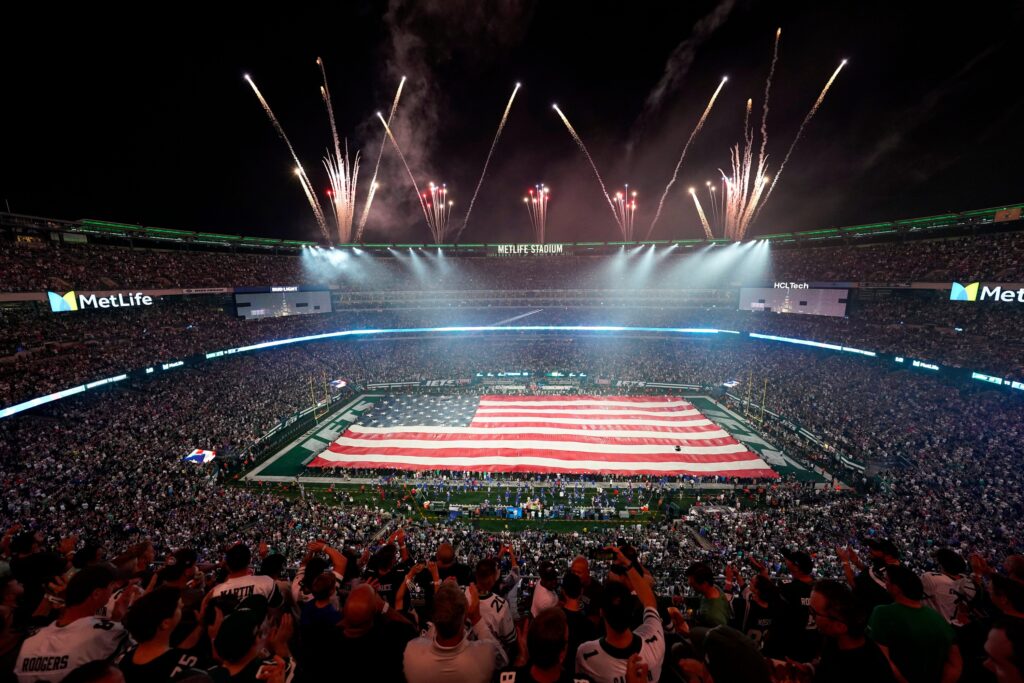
210;574;282;607
920;571;976;624
530;583;559;618
469;589;517;656
16;617;128;682
575;607;664;683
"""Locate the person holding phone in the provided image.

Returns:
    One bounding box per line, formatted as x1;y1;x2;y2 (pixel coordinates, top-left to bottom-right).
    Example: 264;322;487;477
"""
575;547;663;683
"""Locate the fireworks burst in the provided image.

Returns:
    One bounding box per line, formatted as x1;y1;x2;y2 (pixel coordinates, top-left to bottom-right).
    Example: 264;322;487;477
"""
423;183;454;244
698;30;845;241
523;184;550;243
246;63;403;243
646;76;728;239
613;187;639;241
457;82;522;242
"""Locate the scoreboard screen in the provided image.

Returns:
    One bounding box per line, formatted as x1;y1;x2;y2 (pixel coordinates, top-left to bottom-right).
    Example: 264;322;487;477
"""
234;287;332;320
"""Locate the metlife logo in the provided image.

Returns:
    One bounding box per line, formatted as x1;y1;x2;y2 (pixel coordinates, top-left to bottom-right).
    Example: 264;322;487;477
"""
950;282;1024;303
47;290;154;313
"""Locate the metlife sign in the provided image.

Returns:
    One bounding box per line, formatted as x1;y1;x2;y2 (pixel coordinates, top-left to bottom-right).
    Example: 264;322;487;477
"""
47;290;154;313
950;282;1024;303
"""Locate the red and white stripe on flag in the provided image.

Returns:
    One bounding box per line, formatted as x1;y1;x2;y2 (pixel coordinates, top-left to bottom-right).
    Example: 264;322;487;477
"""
309;395;777;478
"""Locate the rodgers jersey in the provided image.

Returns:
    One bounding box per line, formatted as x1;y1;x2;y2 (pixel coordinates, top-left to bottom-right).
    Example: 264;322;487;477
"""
575;607;664;683
16;617;128;682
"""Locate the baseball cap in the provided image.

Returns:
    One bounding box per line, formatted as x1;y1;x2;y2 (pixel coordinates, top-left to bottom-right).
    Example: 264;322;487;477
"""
781;549;813;575
213;594;269;662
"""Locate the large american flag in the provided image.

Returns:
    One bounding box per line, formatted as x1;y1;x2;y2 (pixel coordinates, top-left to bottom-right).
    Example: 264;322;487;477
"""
308;395;777;478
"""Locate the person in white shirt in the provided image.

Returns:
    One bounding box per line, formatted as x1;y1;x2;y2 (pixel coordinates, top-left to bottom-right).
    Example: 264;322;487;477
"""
15;565;129;682
531;562;560;619
209;543;283;608
470;558;518;661
575;547;664;683
921;548;976;624
404;581;508;683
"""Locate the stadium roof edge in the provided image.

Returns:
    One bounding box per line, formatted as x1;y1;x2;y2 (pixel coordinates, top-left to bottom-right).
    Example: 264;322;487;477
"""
1;202;1022;252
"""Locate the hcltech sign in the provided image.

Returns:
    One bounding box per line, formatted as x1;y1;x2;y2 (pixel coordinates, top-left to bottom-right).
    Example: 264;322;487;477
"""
48;290;154;313
950;282;1024;303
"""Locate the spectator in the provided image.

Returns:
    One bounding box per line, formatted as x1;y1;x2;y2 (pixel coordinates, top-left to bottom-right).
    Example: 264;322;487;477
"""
569;556;603;625
208;545;282;608
559;571;597;679
868;565;961;683
207;595;294;683
502;607;583;683
576;547;663;683
471;558;517;660
531;563;560;619
14;566;129;683
403;582;508;683
335;584;416;683
920;548;976;625
805;579;895;682
685;562;731;628
775;549;820;662
120;587;205;682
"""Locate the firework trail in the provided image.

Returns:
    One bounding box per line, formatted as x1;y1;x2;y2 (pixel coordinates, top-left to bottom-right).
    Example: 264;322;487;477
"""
705;181;719;233
357;77;406;241
456;82;522;242
317;57;343;167
613;187;639;241
758;29;781;168
689;187;714;239
423;183;454;243
754;59;847;224
376;111;431;231
646;76;727;239
523;184;550;243
552;104;620;232
245;74;330;241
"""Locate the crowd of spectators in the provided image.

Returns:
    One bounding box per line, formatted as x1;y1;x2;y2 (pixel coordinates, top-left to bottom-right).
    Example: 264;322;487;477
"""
1;238;1023;680
3;290;1023;409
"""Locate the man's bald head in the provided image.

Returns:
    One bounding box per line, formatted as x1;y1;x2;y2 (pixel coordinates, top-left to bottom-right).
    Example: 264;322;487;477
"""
437;543;455;565
343;584;379;632
571;556;590;583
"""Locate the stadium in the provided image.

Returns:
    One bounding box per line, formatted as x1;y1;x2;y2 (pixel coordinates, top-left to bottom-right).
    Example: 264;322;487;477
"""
2;4;1023;683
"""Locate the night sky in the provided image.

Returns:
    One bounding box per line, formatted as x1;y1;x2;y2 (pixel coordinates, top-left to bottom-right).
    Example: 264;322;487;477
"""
2;1;1022;242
